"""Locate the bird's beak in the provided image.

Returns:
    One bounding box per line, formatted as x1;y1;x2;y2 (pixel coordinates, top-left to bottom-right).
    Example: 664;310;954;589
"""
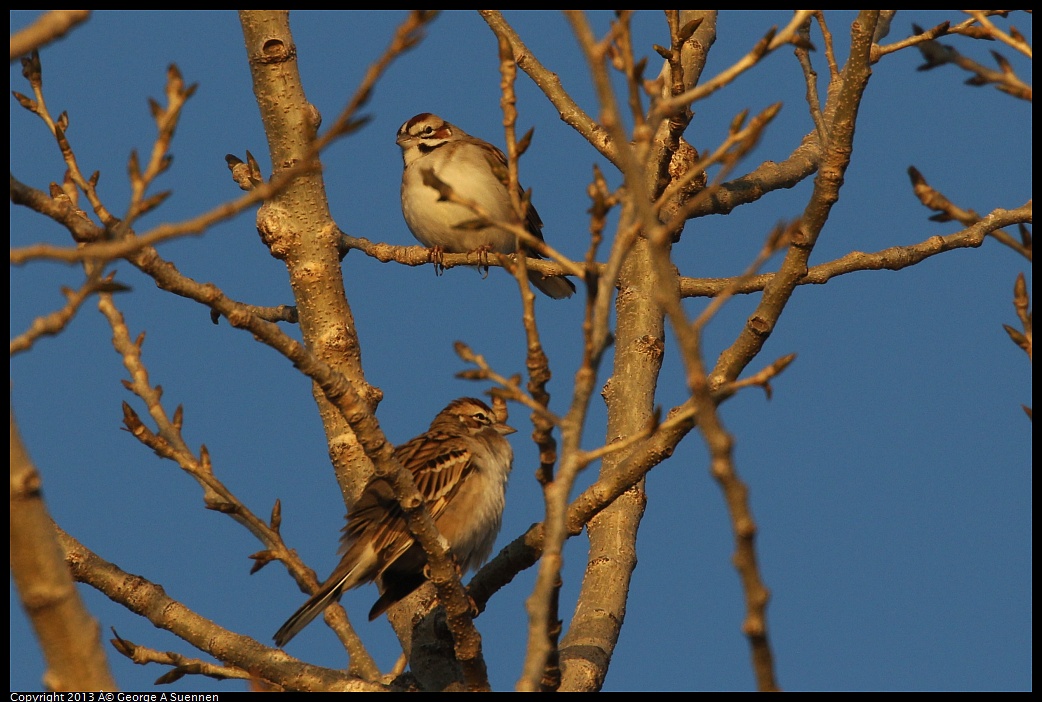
496;422;517;436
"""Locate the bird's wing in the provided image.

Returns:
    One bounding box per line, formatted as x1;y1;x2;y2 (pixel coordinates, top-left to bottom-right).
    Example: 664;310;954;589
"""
339;431;477;569
480;139;548;247
397;430;476;522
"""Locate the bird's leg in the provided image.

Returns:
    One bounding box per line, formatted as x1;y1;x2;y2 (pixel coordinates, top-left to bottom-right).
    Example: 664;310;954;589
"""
472;244;493;279
462;586;480;617
420;559;478;615
427;245;445;276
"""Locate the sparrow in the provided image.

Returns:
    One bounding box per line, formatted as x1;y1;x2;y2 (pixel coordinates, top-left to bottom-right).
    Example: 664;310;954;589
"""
274;397;516;647
396;112;576;299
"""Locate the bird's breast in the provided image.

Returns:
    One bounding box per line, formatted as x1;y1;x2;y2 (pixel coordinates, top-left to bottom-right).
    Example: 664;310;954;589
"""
433;441;511;572
401;157;519;254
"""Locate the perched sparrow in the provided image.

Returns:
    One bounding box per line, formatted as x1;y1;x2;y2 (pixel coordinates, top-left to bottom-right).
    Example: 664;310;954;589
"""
274;397;516;647
397;112;576;299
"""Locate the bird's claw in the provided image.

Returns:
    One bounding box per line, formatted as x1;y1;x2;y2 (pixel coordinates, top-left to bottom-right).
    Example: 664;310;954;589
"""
428;245;445;276
473;245;493;278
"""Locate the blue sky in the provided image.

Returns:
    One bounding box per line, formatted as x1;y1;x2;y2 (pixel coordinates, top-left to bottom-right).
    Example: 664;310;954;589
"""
10;11;1032;692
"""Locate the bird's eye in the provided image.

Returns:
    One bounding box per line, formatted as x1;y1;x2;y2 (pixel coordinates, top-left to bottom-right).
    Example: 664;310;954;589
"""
472;411;492;426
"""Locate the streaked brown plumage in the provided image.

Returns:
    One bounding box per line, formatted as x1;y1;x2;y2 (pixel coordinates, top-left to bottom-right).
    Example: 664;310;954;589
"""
273;398;515;647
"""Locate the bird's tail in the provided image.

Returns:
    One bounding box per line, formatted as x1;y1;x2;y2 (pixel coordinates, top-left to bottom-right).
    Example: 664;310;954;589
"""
274;576;349;648
528;270;576;299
